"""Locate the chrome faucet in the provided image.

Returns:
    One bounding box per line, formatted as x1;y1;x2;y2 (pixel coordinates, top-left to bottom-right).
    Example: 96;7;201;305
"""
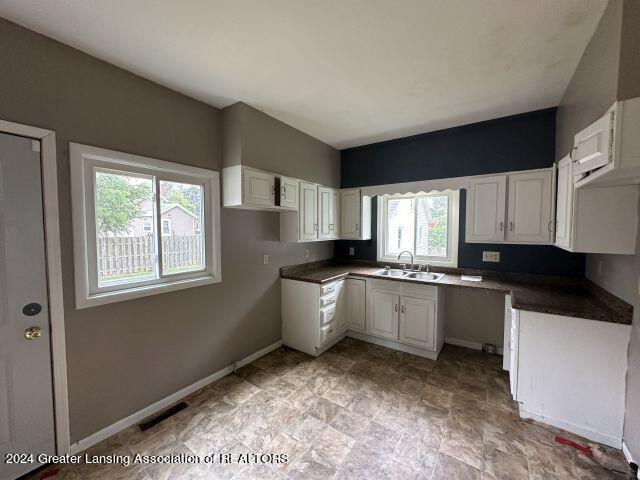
397;251;414;271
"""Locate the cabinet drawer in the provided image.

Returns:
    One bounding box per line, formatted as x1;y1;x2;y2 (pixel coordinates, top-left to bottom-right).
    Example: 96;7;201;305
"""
320;293;336;308
320;304;336;326
400;283;435;299
320;322;337;344
369;279;401;293
321;282;338;296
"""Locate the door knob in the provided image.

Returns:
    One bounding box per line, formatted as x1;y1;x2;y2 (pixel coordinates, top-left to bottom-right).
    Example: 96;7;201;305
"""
25;327;42;340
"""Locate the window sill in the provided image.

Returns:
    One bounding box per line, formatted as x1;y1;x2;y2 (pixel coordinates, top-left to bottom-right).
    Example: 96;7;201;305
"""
378;256;458;268
76;274;221;309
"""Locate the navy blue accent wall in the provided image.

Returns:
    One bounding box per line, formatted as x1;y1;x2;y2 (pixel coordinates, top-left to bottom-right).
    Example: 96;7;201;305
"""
336;108;586;277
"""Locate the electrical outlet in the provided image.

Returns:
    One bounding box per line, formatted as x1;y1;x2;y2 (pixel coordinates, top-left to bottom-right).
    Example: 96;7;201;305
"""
349;247;355;256
482;251;500;262
304;248;310;259
262;254;269;265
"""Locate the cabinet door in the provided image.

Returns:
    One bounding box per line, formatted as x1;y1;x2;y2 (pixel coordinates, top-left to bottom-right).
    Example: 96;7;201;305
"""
466;175;506;242
346;278;366;332
554;156;573;249
318;186;339;240
506;170;553;243
572;109;614;176
299;182;318;241
280;176;299;210
340;188;361;239
243;168;275;207
336;280;347;333
367;290;399;340
399;296;435;350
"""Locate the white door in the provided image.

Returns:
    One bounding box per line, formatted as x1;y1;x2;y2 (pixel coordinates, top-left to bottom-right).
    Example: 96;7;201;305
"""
0;133;56;479
506;170;553;243
280;176;299;210
367;290;399;340
243;168;275;207
298;182;318;241
399;296;436;350
555;155;573;249
340;188;361;239
346;278;365;332
318;186;339;240
465;175;506;242
572;109;614;176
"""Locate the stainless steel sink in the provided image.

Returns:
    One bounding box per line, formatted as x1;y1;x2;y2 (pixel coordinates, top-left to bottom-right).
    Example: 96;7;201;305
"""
403;271;445;282
373;268;406;277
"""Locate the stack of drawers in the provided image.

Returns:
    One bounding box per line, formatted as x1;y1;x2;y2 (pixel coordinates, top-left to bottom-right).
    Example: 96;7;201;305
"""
319;280;341;345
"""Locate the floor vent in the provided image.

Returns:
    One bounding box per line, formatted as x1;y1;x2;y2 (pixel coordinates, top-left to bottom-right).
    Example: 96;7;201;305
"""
138;402;187;431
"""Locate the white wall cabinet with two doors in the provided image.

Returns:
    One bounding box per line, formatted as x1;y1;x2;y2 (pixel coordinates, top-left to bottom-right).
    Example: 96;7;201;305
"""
223;165;299;211
465;167;555;244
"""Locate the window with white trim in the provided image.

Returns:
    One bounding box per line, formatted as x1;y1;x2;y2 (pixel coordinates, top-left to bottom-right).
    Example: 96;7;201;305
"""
70;143;221;308
377;191;459;267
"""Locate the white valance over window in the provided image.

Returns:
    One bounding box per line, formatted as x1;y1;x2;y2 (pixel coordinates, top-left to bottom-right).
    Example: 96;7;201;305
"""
360;175;470;197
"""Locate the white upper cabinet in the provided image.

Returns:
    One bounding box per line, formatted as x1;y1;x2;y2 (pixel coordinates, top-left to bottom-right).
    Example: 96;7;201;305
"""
299;182;318;241
554;155;573;249
279;176;299;210
318;186;339;240
243;167;275;206
572;108;614;177
340;188;372;240
506;170;554;243
466;175;506;243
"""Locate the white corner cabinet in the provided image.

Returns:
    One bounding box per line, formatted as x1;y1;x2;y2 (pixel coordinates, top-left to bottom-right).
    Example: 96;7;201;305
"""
222;165;299;211
282;278;346;356
282;276;443;359
281;185;372;243
507;308;630;448
466;167;555;244
572;97;640;188
554;154;639;254
340;188;372;240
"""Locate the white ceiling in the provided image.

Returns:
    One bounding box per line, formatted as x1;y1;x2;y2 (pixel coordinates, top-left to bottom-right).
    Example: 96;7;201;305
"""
0;0;606;149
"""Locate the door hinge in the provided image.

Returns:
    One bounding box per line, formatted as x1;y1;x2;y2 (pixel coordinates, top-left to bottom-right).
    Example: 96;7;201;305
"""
608;110;615;163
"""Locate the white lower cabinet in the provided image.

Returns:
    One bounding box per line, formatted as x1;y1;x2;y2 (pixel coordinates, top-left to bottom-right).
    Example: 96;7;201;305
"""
368;290;399;340
399;296;435;350
509;308;630;447
346;278;365;332
362;279;444;359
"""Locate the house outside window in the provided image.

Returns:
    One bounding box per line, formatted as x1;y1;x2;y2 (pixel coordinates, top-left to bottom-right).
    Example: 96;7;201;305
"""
378;191;459;267
70;143;221;308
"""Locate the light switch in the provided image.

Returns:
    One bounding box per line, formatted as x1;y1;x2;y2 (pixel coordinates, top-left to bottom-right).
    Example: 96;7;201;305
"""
263;254;269;265
482;251;500;262
349;247;355;256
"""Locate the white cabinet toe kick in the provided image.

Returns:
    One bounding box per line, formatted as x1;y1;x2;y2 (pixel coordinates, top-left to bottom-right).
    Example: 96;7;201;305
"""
282;276;444;359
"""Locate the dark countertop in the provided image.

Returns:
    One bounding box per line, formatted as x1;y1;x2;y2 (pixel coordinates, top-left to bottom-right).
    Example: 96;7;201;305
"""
280;260;633;325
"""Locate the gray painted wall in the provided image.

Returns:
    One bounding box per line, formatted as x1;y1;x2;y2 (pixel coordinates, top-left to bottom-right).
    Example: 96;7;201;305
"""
444;290;505;349
556;0;640;461
223;102;340;187
0;18;335;442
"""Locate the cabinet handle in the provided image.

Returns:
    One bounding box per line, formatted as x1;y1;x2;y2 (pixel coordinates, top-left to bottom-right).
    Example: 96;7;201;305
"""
281;186;286;197
508;221;514;231
355;223;359;231
401;305;405;314
570;146;578;163
329;223;334;231
548;221;554;233
394;304;398;312
499;221;503;232
313;223;318;231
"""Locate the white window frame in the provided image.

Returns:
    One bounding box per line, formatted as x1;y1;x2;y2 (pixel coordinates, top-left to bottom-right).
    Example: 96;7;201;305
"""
70;143;221;309
377;190;459;267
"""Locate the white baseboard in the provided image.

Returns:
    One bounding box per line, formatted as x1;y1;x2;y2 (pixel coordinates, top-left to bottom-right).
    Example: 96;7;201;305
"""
444;337;504;355
69;340;282;455
519;404;622;449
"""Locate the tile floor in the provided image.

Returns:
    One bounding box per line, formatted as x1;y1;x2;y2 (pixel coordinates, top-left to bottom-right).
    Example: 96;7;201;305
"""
29;338;631;479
